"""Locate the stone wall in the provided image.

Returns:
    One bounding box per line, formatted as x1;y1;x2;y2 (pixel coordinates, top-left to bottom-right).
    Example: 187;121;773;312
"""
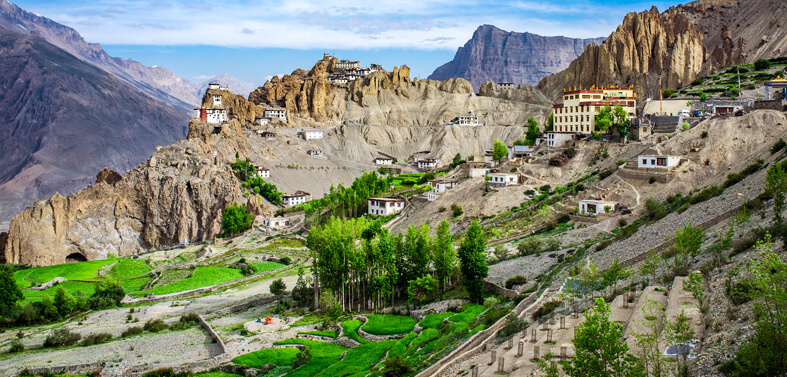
616;167;674;183
25;362;105;376
198;314;226;354
483;280;518;299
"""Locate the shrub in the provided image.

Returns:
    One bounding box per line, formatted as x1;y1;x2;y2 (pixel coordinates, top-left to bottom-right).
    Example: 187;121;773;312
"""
89;280;125;310
44;328;81;348
144;318;168;333
143;368;193;377
451;204;463;217
498;313;527;339
505;275;527;289
382;354;411;377
540;185;551;193
122;326;144;337
542;238;561;251
691;78;703;86
518;238;542;256
533;300;562;320
270;278;287;295
293;345;312;369
773;139;787;154
689;185;722;204
222;203;254;236
662;89;678;98
438;206;446;212
754;59;771;70
595;239;613;251
9;338;24;353
701;131;708;138
280;256;292;265
81;332;112;346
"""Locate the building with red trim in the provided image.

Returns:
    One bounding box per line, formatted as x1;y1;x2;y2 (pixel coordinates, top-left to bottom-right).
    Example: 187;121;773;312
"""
551;85;637;135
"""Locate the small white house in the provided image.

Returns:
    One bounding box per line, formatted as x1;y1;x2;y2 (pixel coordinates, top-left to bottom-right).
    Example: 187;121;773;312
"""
262;217;290;229
256;166;270;178
469;168;490;178
212;95;222;106
452;113;479;126
637;155;680;169
282;191;310;206
264;109;287;122
303;128;323;140
508;145;533;159
307;149;324;157
375;157;393;165
546;132;573;148
426;191;441;201
429;180;458;193
488;173;519;186
205;108;227;124
578;200;617;216
208;83;220;90
368;197;405;216
417;159;438;170
256;118;270;126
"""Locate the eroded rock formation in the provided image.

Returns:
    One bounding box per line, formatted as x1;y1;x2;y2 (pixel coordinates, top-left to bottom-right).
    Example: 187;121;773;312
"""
537;7;707;100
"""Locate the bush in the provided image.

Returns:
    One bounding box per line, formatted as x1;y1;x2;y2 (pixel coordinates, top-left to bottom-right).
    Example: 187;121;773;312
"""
701;131;708;138
222;203;254;236
754;59;771;70
280;256;292;265
691;78;703;86
772;139;787;154
293;346;312;369
143;368;193;377
81;332;112;346
518;238;543;256
89;280;125;310
505;275;527;289
9;338;24;353
689;185;722;204
451;204;463;217
662;89;678;98
121;326;144;337
44;327;81;348
533;300;562;320
270;278;287;295
498;313;527;339
144;318;168;333
542;238;561;251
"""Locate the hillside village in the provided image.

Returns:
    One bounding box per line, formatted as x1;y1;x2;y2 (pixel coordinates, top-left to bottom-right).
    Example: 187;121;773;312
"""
3;5;787;377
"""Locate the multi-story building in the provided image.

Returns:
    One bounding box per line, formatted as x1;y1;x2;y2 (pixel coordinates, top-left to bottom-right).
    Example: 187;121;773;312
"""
196;108;227;124
368;197;405;216
264;109;287;122
282;191;310;206
497;83;516;90
551;85;637;134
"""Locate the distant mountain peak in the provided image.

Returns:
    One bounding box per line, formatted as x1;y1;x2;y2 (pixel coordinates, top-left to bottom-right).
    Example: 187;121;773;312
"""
428;25;605;90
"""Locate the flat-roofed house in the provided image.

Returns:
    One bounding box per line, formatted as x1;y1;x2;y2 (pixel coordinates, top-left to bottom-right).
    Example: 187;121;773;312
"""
303;128;323;140
375;157;393;165
488;173;519;186
429;180;458;193
637;155;680;169
368;197;405;216
282;191;310;206
578;200;617;215
256;166;270;178
417;159;438;170
262;217;290;229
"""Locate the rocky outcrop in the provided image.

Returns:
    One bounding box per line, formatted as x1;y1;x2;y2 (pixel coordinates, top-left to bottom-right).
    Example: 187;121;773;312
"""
0;232;6;264
202;88;264;126
477;81;552;106
665;0;787;67
249;59;551;127
537;7;707;101
4;130;244;266
95;168;123;186
429;25;605;90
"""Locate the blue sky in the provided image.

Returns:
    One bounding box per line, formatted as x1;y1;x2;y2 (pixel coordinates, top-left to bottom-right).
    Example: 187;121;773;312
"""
13;0;684;90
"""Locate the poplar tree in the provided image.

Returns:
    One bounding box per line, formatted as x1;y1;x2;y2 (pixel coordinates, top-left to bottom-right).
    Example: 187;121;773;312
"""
458;220;488;303
433;220;456;291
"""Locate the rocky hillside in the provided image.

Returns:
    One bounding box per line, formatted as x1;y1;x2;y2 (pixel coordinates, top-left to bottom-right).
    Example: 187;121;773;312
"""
0;0;200;111
249;56;551;127
0;26;189;232
4;120;255;267
429;25;605;90
537;7;707;101
665;0;787;70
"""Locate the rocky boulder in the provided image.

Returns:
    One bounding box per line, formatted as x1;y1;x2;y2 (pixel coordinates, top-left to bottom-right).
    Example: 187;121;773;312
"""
95;168;123;186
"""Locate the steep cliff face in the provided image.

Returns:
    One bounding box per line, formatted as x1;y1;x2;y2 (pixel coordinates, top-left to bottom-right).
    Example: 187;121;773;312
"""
5;121;247;267
202;87;264;126
666;0;787;68
477;81;552;106
429;25;605;90
537;7;707;101
249;59;551;127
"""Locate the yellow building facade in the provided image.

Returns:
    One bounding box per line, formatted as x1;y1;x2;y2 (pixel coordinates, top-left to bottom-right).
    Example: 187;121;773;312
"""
552;86;637;134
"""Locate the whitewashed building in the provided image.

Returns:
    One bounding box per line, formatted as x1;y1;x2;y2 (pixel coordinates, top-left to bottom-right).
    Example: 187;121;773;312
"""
256;118;270;126
264;109;287;122
262;217;290;229
637;155;680;170
488;173;519;186
303;129;323;140
546;132;573;148
282;191;310;206
508;145;533;158
368;197;405;216
498;83;516;90
426;191;441;201
256;166;270;178
307;149;324;157
429;180;458;193
375;157;393;165
469;168;490;178
212;95;222;106
208;83;220;90
452;113;479;126
578;200;617;216
417;159;438;170
200;108;227;124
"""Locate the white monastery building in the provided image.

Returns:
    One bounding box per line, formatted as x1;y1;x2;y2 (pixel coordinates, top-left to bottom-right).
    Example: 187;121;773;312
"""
282;191;310;206
552;85;637;134
303;129;324;140
368;198;405;216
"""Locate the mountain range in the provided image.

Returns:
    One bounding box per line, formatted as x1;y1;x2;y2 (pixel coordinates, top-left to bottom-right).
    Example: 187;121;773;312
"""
429;25;605;90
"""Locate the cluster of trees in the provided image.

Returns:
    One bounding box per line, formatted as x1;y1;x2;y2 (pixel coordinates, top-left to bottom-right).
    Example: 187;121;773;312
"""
511;117;547;147
307;217;489;311
222;203;254;236
0;266;125;328
594;105;631;142
304;172;392;224
231;155;284;205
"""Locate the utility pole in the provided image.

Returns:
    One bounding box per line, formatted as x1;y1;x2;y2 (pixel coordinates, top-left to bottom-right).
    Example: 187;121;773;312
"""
738;67;742;98
659;76;663;116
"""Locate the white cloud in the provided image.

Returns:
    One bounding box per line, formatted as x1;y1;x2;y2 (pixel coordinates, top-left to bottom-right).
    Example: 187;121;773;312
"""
29;0;673;50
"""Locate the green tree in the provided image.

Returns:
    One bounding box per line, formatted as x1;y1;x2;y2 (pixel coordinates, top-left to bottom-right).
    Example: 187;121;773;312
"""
243;178;283;205
525;117;540;146
545;113;554;132
720;235;787;376
700;92;707;102
595;105;613;134
222;203;254;236
683;271;707;313
638;251;662;285
230;156;255;182
458;220;488;303
665;310;695;377
565;298;644;377
517;237;543;256
538;354;561;377
674;223;705;256
433;220;456;291
0;265;23;317
382;354;411;377
449;153;465;169
53;287;76;317
766;162;787;224
754;59;771;71
492;139;508;164
634;300;666;377
270;278;287;295
407;275;438;304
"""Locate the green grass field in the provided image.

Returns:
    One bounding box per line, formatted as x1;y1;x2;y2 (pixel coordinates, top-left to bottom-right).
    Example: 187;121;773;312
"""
291;315;323;327
273;339;348;377
21;281;97;303
388;332;417;357
362;314;417;335
14;260;117;288
110;259;151;279
233;347;300;368
341;319;369;344
299;330;338;339
319;339;396;377
248;261;285;273
448;304;486;323
418;312;454;329
141;267;244;295
196;373;243;377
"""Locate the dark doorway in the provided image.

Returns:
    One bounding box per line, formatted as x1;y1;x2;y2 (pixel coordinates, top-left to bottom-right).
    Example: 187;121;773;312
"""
65;253;88;263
